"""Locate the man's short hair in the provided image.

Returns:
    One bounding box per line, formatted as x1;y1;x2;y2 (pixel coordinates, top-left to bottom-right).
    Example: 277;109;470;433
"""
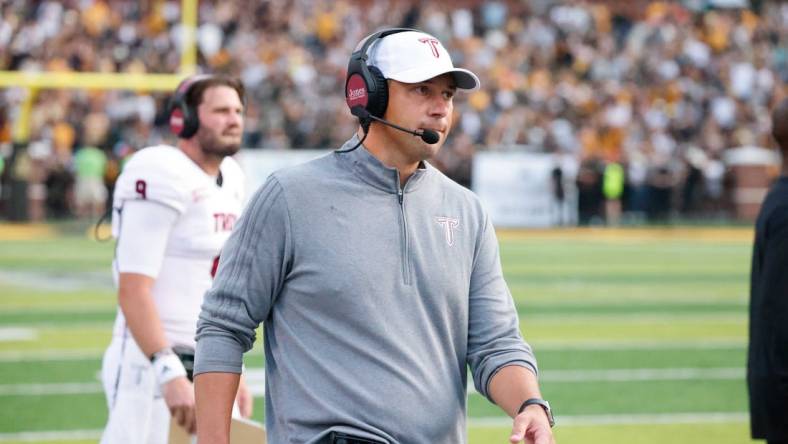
185;75;245;110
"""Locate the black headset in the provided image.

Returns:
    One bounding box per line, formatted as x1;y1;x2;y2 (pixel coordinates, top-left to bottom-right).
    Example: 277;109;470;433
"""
345;28;418;125
168;74;215;139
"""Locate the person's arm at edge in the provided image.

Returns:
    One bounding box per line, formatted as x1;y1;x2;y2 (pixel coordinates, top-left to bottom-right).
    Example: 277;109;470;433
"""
116;200;179;358
195;372;239;444
118;275;198;435
466;210;553;444
116;200;196;432
235;374;253;418
194;176;292;441
489;366;553;444
118;273;169;358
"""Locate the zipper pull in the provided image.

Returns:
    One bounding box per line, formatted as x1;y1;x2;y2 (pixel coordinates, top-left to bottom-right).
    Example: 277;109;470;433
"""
398;189;403;204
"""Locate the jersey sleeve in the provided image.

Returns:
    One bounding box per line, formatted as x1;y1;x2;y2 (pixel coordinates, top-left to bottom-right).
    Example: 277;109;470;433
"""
115;199;179;278
113;148;191;215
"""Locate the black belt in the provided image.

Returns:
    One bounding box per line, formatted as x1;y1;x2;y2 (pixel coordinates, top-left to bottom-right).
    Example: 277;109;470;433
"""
317;432;386;444
172;345;195;382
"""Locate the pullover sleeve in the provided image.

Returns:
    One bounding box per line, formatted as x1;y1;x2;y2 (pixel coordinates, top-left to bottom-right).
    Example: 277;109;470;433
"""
194;176;292;375
466;213;538;402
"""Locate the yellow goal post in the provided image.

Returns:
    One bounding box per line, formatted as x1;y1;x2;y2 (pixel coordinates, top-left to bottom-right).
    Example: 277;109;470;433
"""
0;0;199;142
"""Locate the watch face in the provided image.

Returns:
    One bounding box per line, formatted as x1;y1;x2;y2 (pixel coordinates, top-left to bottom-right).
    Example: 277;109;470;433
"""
544;402;555;427
521;398;555;427
537;400;555;428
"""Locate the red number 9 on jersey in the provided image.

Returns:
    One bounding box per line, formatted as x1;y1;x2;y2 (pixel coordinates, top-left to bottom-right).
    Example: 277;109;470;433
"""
135;180;147;199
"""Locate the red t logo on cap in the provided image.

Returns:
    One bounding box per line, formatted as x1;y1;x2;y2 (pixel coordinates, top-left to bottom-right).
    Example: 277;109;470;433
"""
419;38;441;58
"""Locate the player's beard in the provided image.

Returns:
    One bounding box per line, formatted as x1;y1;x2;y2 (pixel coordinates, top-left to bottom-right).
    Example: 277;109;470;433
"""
196;128;242;158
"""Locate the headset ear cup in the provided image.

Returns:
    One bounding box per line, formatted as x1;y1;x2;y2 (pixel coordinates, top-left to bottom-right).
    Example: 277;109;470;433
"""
179;103;199;138
169;104;185;137
366;65;388;118
170;75;209;139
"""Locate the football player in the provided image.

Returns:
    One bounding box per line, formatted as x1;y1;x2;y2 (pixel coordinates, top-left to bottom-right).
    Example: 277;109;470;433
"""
100;75;250;443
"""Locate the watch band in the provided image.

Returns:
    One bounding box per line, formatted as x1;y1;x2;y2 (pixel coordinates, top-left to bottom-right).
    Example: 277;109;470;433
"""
517;398;555;428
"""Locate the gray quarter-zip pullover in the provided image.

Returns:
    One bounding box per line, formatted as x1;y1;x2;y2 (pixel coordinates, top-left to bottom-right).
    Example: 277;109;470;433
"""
195;136;538;444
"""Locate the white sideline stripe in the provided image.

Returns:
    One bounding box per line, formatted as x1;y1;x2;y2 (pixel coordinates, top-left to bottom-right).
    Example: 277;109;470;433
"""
529;313;745;322
1;367;743;397
540;367;744;382
0;382;103;396
246;369;266;396
0;340;747;362
468;412;749;427
0;327;37;342
0;429;102;441
0;413;749;441
534;339;746;350
0;350;103;362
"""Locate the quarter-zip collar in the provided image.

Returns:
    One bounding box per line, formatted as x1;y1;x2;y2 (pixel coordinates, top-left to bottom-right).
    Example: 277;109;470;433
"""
335;135;430;194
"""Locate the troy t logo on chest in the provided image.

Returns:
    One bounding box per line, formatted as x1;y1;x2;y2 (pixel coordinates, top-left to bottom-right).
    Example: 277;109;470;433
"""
435;216;459;246
213;213;237;232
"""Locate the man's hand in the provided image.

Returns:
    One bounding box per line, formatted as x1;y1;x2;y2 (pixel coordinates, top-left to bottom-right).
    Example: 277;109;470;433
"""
163;376;196;434
235;376;254;418
509;404;555;444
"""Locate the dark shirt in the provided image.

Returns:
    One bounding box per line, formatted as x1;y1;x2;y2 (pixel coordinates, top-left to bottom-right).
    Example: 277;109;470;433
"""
749;176;788;439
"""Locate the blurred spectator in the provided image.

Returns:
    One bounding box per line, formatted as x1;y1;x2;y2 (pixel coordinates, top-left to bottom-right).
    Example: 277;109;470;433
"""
603;160;625;225
0;0;786;222
550;160;567;225
44;159;73;219
576;157;604;225
72;145;107;219
0;154;4;199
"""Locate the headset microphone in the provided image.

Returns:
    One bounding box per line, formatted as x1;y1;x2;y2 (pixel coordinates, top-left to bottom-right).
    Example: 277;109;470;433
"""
351;107;440;145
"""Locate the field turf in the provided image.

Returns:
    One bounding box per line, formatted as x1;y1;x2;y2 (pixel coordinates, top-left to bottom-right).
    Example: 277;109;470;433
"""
0;225;756;443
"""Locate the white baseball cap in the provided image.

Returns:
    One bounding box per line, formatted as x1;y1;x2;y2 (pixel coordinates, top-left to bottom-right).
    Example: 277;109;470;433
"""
367;31;480;91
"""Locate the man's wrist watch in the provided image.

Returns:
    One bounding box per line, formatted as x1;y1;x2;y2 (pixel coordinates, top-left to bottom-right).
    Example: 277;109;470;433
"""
517;398;555;428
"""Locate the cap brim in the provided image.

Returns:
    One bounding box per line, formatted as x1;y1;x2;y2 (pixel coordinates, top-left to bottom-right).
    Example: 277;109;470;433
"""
387;67;480;91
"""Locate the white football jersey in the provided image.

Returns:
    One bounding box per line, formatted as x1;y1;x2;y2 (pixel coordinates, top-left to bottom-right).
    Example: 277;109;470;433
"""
111;145;244;347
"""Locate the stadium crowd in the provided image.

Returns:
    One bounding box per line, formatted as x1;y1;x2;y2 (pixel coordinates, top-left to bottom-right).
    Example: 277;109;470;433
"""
0;0;786;223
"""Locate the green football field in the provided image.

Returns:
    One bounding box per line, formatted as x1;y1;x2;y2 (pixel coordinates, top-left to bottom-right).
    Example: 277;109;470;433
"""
0;224;757;443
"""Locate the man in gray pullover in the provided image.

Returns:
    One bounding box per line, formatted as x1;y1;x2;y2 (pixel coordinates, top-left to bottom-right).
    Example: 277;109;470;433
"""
193;29;555;444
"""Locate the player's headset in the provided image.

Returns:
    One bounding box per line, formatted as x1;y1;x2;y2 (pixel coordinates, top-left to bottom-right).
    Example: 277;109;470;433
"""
345;27;418;125
168;74;216;139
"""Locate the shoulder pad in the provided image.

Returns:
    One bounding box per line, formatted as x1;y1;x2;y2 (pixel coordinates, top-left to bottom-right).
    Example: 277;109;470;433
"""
219;155;244;179
113;146;191;214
